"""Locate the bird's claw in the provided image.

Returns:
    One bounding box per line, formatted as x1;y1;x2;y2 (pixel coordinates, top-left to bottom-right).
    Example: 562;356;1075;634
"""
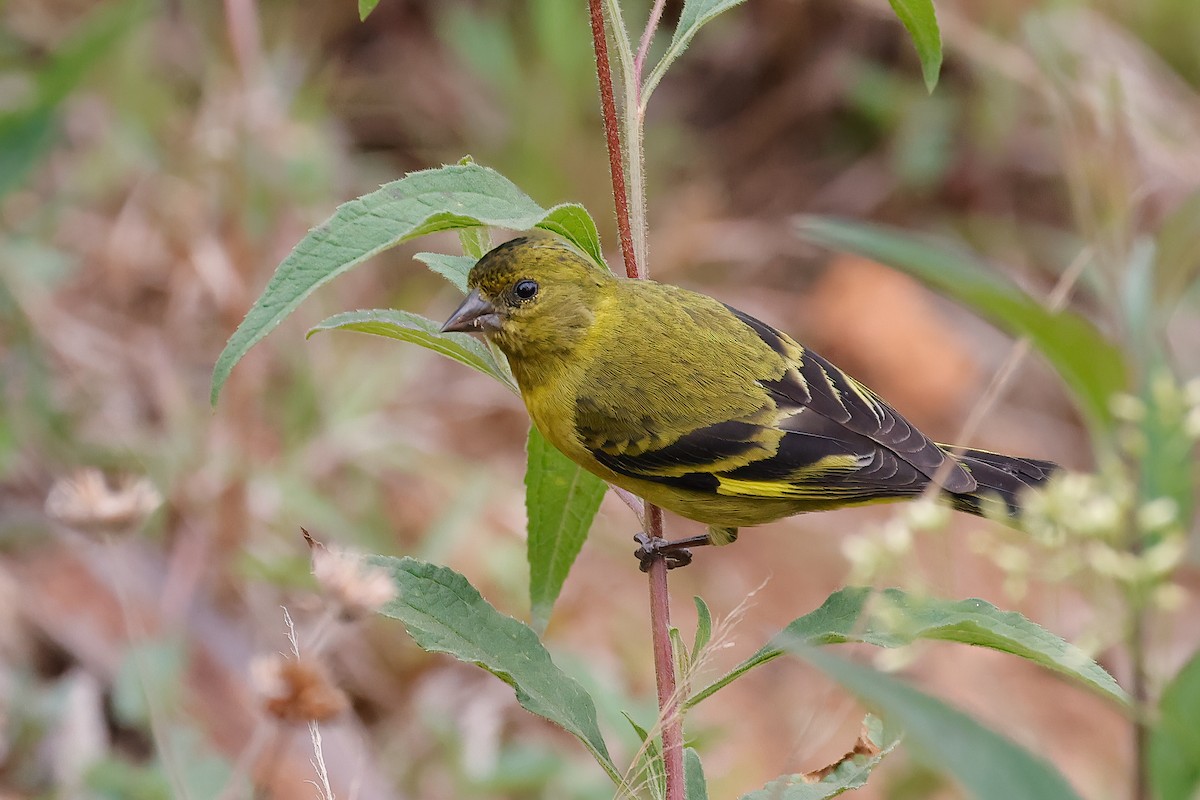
633;532;693;572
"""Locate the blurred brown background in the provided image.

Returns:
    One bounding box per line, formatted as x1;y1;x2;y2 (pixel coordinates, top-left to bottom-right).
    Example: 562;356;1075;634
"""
1;0;1198;797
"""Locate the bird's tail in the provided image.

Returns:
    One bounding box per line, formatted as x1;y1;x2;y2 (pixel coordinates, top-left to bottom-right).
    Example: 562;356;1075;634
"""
943;447;1058;517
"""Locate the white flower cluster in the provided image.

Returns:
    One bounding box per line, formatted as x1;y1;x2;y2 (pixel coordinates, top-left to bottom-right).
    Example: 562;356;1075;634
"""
843;373;1198;608
983;374;1199;609
842;500;950;586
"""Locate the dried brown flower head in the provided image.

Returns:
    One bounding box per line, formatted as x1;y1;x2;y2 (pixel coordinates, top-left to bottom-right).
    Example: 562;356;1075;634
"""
251;655;348;724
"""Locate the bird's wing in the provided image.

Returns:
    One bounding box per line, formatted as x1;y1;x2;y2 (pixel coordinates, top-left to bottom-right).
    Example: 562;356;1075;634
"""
727;306;976;494
590;411;935;504
577;304;976;501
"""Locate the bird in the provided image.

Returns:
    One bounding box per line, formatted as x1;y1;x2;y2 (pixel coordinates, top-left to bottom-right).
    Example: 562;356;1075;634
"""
440;233;1057;569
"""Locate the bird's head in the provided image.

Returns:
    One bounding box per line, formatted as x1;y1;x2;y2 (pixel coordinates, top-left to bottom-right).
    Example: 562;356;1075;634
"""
441;233;610;368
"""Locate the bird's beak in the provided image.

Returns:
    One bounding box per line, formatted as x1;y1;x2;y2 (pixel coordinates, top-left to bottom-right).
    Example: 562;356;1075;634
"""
440;289;503;334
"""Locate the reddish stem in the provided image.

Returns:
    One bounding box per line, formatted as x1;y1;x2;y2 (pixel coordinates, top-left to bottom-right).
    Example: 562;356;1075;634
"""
588;4;682;798
645;505;684;800
588;0;640;279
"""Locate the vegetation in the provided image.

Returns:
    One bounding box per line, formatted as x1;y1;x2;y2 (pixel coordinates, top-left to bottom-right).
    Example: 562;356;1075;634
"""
2;0;1198;798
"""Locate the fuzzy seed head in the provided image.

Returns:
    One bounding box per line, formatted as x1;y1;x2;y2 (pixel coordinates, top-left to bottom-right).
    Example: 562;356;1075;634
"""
45;469;161;534
312;546;397;618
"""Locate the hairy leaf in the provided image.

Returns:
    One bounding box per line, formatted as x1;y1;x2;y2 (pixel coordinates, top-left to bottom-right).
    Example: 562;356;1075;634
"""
372;556;618;783
414;252;476;293
308;309;515;390
690;587;1127;707
211;162;603;404
642;0;748;107
537;203;608;269
686;748;708;800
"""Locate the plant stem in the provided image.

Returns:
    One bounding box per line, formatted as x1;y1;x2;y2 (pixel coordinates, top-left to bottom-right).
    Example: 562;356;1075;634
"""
645;505;685;800
588;0;638;279
101;537;191;800
1129;598;1149;800
589;4;683;799
606;0;648;274
635;0;668;102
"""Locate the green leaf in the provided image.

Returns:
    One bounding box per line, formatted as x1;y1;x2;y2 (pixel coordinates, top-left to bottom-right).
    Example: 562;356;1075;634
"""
0;0;146;199
671;625;690;681
308;308;515;390
372;556;619;783
623;711;652;745
887;0;943;92
414;252;476;293
1149;647;1200;800
536;204;607;270
0;108;57;199
36;0;148;107
690;587;1127;707
211;162;603;404
359;0;381;21
794;216;1127;433
623;712;666;799
788;646;1084;800
459;226;491;260
743;715;902;799
691;596;713;667
526;426;607;633
642;0;748;107
685;748;709;800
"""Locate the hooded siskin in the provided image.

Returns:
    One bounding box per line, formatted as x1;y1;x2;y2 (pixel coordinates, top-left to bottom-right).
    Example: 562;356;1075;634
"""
442;233;1056;547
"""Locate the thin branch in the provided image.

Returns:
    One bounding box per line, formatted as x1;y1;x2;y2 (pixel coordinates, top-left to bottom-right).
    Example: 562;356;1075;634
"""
588;0;639;278
634;0;669;91
1130;600;1150;800
611;485;647;524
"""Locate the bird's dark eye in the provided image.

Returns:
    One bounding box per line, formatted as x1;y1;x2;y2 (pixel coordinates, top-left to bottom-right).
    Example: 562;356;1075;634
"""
514;279;539;300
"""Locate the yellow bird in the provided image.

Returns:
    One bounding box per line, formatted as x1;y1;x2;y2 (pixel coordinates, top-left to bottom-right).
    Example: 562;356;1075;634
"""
441;234;1056;568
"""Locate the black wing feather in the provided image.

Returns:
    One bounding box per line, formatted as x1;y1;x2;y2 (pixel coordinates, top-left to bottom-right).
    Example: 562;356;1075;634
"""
725;307;976;493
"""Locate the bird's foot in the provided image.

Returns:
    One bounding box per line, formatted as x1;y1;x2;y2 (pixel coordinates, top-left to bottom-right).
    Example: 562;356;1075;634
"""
633;532;694;572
